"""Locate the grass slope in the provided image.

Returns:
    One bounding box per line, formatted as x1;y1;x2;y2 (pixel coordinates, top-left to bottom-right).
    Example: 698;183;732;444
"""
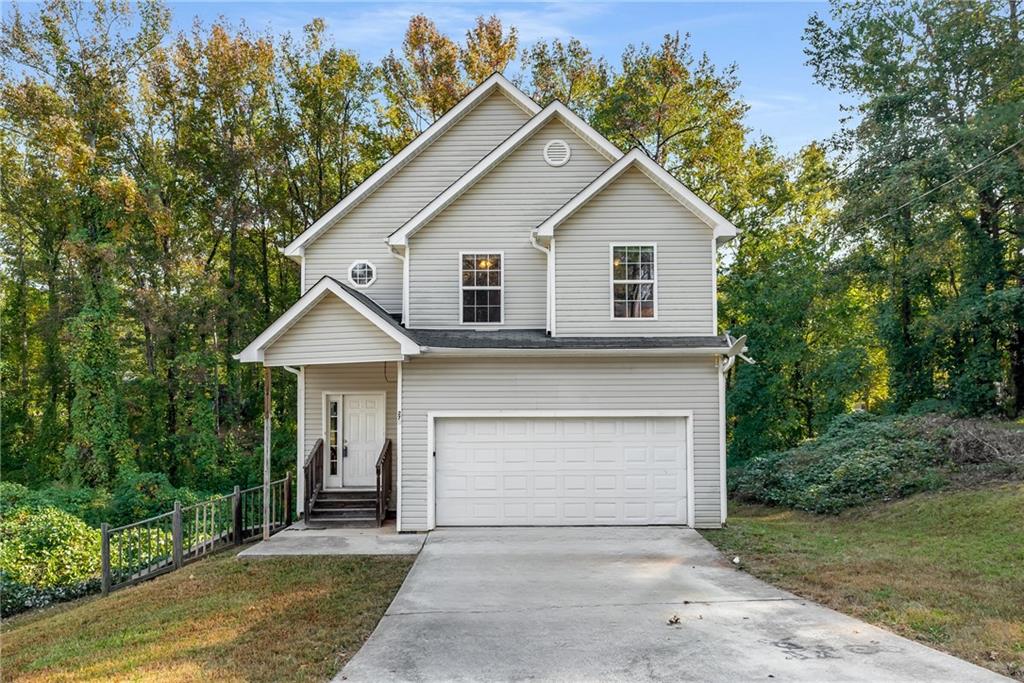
1;549;414;682
703;483;1024;680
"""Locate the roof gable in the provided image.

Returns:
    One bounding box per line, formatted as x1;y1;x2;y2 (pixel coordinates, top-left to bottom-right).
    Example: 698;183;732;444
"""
264;295;402;366
535;149;739;244
282;74;540;258
386;102;623;247
235;277;420;363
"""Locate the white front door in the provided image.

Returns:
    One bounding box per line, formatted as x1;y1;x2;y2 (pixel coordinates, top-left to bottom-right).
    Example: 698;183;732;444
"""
324;393;384;489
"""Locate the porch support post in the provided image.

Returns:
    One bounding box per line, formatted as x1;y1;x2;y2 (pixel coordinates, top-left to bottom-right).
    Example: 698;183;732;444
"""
263;365;272;540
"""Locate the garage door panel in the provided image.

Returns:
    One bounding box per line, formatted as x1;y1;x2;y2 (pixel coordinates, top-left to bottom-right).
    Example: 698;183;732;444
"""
435;417;687;526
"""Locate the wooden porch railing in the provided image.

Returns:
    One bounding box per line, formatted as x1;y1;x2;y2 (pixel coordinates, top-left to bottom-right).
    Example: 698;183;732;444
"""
375;438;394;526
303;438;324;522
101;475;291;595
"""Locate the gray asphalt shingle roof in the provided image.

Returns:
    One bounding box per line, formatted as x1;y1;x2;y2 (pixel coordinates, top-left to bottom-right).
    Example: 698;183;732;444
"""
328;277;727;351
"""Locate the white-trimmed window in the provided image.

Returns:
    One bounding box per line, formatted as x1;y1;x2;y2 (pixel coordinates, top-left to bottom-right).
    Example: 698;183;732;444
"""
348;260;376;287
460;252;503;324
611;245;656;319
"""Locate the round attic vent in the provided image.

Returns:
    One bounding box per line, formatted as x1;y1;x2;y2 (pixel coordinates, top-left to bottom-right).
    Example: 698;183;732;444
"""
543;139;571;167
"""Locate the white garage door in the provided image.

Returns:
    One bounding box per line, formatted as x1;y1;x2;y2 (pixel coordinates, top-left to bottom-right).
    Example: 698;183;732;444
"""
434;416;688;526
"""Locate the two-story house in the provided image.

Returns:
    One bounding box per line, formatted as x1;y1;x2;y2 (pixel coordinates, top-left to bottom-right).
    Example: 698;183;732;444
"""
236;74;746;531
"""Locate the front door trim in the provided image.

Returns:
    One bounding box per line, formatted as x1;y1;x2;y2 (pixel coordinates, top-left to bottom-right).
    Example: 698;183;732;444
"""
425;409;694;530
322;390;387;489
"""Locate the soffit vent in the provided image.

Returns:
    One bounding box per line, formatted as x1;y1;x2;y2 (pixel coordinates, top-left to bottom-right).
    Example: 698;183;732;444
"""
543;139;571;167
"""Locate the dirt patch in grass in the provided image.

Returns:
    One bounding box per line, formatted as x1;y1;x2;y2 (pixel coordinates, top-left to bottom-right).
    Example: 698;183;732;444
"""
702;483;1024;680
1;548;414;682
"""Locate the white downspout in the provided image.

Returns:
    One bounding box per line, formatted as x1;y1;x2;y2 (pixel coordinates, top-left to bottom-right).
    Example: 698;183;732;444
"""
387;241;409;326
529;231;551;334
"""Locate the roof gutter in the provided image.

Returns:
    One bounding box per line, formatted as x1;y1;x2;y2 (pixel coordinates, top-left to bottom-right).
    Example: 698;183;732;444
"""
420;346;730;357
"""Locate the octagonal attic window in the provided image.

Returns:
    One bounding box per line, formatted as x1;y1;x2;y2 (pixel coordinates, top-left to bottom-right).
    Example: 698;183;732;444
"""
543;139;571;167
348;261;376;288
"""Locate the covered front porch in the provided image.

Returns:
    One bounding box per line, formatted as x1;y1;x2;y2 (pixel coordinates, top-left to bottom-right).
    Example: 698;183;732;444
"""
233;277;420;534
297;361;400;528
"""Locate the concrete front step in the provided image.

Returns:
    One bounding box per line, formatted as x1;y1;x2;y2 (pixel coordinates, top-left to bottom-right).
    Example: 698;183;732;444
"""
310;505;376;518
314;498;378;509
305;515;378;528
318;489;376;500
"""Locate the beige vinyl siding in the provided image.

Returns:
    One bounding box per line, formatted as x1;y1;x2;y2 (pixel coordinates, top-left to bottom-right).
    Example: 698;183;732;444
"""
407;118;612;329
263;295;402;366
554;167;716;336
302;91;532;311
399;355;722;529
299;362;399;507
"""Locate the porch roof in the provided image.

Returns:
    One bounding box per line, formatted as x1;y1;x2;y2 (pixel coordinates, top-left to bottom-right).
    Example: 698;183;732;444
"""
234;277;421;364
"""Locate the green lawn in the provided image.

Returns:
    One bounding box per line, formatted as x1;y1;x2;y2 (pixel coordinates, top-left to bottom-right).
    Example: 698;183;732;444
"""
1;549;414;682
703;483;1024;680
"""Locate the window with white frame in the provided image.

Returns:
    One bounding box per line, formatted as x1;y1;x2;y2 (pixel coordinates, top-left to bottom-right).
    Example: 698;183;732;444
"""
611;245;656;319
461;253;502;324
348;261;376;287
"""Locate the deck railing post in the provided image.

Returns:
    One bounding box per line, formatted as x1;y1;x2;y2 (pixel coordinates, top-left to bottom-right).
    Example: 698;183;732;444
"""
101;523;111;596
172;501;183;569
284;472;292;528
232;485;242;545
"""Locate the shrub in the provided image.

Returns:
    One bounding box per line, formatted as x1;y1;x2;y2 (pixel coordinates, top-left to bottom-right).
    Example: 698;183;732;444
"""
0;506;100;588
0;481;111;527
733;414;949;513
0;481;33;510
0;574;100;617
0;506;101;616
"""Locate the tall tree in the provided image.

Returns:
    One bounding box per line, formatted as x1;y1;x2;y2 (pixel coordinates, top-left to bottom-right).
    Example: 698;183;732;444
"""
806;0;1024;415
2;0;169;485
723;145;884;460
276;19;380;225
380;15;464;136
461;15;518;84
167;22;278;431
593;33;777;228
520;37;607;117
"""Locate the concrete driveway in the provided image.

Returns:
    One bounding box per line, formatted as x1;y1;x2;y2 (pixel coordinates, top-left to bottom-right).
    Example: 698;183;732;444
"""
337;527;1006;682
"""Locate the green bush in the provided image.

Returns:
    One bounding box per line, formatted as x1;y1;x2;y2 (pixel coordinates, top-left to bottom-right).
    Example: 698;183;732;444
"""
733;413;948;513
0;506;100;588
0;506;101;616
0;574;99;617
0;481;111;527
0;481;33;510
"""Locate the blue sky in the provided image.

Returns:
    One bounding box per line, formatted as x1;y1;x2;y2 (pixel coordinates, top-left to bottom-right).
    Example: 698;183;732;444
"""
10;1;850;155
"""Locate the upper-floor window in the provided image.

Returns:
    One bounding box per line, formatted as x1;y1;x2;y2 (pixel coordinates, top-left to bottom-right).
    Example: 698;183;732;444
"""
611;245;656;319
348;260;376;287
461;252;503;324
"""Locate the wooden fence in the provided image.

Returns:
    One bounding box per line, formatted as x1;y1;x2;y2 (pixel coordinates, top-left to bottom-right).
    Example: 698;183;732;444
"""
100;474;292;595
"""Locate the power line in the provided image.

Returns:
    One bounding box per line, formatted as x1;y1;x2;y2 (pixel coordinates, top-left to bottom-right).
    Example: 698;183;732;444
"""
867;134;1024;227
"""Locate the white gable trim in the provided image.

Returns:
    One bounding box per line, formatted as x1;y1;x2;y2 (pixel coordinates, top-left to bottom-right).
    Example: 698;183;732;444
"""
234;278;421;363
386;102;624;247
282;74;540;258
535;149;740;244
